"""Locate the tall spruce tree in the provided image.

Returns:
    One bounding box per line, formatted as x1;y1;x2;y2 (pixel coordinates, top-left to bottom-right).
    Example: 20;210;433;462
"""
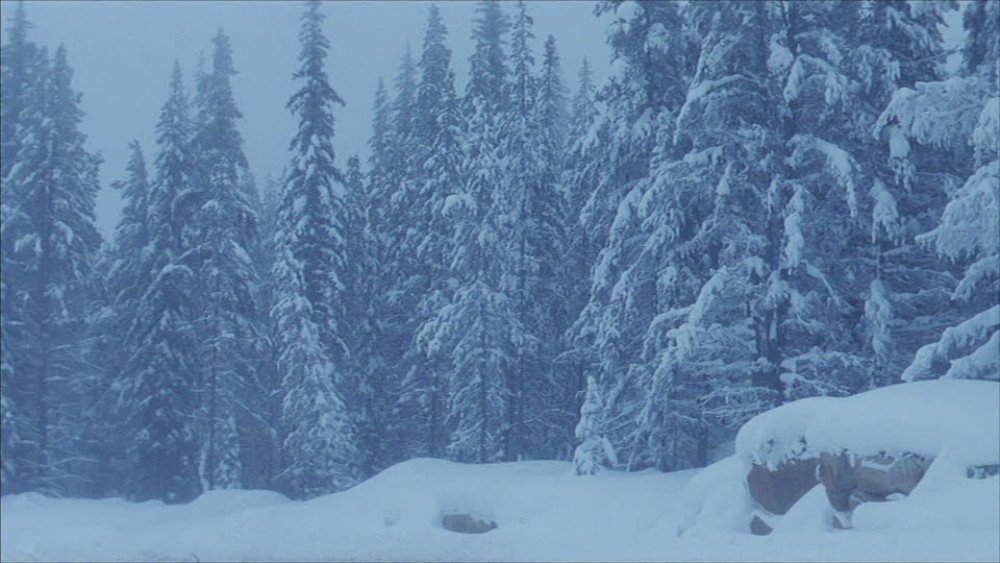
0;272;16;492
185;29;261;491
0;0;40;494
363;77;410;463
106;141;152;380
344;154;387;477
416;0;516;463
430;97;517;463
561;58;600;462
881;1;1000;382
273;0;358;497
436;0;519;462
638;0;784;470
570;0;696;471
2;42;102;493
528;33;573;458
408;4;463;460
1;1;38;180
110;64;201;502
244;173;283;490
496;0;542;461
466;0;509;110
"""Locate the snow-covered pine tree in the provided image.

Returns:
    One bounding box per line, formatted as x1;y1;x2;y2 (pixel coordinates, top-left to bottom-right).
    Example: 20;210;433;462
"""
573;376;615;475
228;168;281;491
849;1;957;390
362;77;411;462
755;0;877;401
98;141;154;493
759;1;842;400
106;141;152;368
562;56;600;298
185;29;262;491
536;35;569;163
0;1;38;180
559;58;600;457
435;97;517;463
568;0;696;471
363;46;427;462
465;0;509;111
412;0;518;464
447;0;520;463
366;78;393;257
494;3;572;460
383;43;421;294
633;0;787;470
745;0;959;400
529;33;574;458
495;0;544;462
0;0;41;494
2;43;103;493
273;0;358;497
0;274;16;493
407;4;463;460
881;1;999;382
109;63;202;503
239;172;283;491
343;154;389;478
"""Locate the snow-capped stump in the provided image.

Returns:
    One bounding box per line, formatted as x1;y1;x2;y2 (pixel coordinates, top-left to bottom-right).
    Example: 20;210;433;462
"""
736;380;1000;532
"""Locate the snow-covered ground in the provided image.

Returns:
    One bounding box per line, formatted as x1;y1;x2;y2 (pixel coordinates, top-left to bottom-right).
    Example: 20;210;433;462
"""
1;460;697;562
3;381;998;562
3;457;997;562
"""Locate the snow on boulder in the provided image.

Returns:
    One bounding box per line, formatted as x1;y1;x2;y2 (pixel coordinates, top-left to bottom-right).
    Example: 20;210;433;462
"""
733;380;999;531
736;396;838;470
737;380;1000;471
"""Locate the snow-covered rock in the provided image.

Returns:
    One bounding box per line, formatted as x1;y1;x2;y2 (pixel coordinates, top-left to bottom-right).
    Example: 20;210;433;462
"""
737;380;1000;471
720;380;1000;533
746;458;820;517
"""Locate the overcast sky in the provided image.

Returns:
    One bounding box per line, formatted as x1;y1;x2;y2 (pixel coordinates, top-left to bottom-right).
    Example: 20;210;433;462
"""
1;1;966;239
0;0;612;237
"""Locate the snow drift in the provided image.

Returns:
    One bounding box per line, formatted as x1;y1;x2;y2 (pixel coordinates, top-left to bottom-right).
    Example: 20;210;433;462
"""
2;380;997;562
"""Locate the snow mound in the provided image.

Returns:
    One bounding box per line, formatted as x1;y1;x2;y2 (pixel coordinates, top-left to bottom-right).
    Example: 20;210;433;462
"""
672;455;753;536
0;458;694;562
737;380;1000;470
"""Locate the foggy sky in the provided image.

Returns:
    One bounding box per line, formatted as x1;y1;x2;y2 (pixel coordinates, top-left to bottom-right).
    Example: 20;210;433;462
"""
1;1;965;240
0;0;611;237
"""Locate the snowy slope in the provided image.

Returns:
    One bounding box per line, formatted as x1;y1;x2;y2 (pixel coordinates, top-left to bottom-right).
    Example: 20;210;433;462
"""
3;456;997;562
0;460;696;563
